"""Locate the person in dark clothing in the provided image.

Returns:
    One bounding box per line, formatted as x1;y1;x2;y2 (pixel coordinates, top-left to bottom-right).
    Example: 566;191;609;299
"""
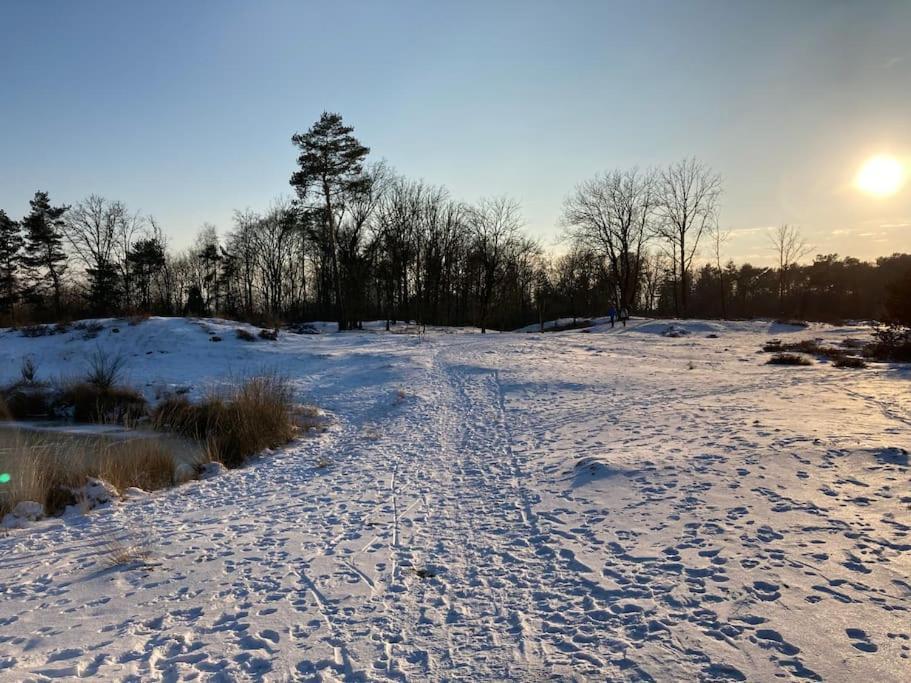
608;305;616;328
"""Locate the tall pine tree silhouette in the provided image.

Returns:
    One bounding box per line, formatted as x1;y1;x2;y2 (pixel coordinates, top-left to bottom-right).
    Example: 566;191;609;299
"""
21;191;69;316
0;210;23;317
290;112;370;331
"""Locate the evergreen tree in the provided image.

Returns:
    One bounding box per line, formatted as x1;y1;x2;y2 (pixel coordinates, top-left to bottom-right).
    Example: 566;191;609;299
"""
21;191;69;315
128;237;166;312
291;112;371;330
198;240;221;315
185;284;205;316
0;210;23;316
85;262;121;314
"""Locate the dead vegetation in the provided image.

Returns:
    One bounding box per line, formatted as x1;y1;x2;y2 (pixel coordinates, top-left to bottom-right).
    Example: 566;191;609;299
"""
763;326;911;367
832;356;867;369
766;352;813;366
762;338;867;367
152;375;295;468
100;529;154;569
0;431;182;519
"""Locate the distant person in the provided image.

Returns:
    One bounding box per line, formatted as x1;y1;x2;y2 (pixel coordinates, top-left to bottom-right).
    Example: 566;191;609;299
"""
620;308;628;327
608;305;616;327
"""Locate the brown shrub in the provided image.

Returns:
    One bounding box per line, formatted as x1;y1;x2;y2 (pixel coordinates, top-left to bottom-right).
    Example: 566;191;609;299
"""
56;382;147;424
762;338;848;362
0;384;53;420
832;356;867;369
258;328;278;341
235;328;256;342
767;352;813;366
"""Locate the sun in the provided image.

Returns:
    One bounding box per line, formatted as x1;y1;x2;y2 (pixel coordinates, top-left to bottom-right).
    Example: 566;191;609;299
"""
855;154;905;198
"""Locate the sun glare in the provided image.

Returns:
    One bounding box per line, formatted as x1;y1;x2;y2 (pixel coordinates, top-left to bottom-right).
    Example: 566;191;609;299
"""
855;154;905;198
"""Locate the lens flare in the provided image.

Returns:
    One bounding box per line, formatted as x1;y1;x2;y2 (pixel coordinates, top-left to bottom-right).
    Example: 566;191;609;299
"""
855;154;905;198
0;473;11;484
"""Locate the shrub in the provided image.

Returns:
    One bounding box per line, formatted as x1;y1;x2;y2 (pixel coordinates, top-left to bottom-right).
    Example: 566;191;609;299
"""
19;324;50;338
152;375;294;468
258;328;279;341
762;338;848;362
85;348;126;390
81;321;104;340
0;384;53;420
767;352;812;366
865;324;911;362
833;356;867;369
56;382;147;424
236;328;256;342
20;357;39;384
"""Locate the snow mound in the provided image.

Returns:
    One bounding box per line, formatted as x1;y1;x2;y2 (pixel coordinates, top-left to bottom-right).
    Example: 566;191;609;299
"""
2;500;46;528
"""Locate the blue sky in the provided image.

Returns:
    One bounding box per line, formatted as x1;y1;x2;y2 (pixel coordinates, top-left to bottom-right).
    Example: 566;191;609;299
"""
2;0;909;264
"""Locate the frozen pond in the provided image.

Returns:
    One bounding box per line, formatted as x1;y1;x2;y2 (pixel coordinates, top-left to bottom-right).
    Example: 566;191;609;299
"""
0;420;205;466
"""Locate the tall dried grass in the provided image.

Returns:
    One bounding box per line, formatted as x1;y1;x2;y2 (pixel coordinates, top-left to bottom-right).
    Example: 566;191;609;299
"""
0;430;180;518
152;375;294;468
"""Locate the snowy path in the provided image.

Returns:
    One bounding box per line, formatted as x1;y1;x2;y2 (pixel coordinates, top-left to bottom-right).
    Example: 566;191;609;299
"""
0;318;909;680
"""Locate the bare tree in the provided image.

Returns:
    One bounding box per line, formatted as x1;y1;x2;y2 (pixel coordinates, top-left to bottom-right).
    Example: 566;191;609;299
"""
656;158;722;317
64;195;132;311
769;224;812;314
639;249;668;313
711;224;731;319
562;168;657;313
469;196;522;333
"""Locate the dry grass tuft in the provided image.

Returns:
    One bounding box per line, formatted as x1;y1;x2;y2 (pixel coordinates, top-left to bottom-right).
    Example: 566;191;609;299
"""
101;531;153;568
152;375;295;468
97;441;176;491
235;328;256;342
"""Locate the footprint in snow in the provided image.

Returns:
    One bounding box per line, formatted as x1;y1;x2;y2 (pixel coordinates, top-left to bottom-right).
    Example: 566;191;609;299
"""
846;628;878;653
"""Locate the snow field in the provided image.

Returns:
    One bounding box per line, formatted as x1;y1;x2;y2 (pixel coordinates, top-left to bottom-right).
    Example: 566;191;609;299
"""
0;317;908;680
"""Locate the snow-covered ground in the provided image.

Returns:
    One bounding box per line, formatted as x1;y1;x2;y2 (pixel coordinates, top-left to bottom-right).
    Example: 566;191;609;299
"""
0;317;909;681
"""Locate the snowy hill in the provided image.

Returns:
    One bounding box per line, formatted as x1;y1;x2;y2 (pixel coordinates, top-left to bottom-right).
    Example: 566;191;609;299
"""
0;317;909;680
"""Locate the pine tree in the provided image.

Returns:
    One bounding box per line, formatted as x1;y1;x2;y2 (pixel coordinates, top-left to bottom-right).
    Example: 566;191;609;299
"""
0;209;23;316
291;112;370;331
21;191;69;315
85;262;121;314
128;237;166;312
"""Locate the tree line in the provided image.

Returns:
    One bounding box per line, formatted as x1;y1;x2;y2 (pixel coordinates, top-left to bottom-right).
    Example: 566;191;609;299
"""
1;112;908;330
